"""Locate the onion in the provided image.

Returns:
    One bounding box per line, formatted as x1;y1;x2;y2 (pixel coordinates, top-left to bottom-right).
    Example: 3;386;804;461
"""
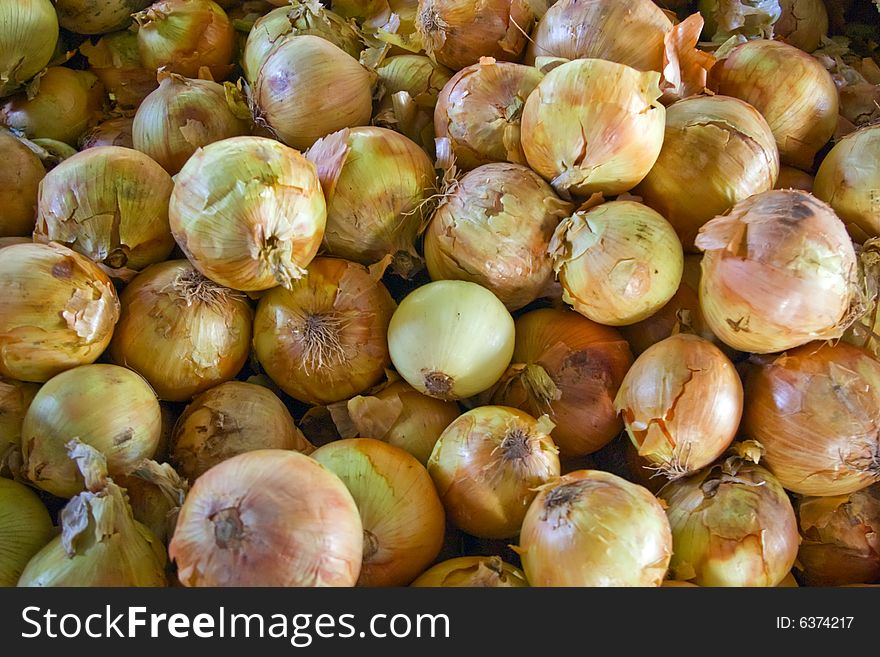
35;146;175;271
411;556;528;587
109;260;253;402
0;130;44;237
742;341;880;496
0;243;120;383
1;67;106;146
428;406;559;539
0;478;53;586
306;127;436;278
253;257;395;405
169;136;326;292
134;0;236;80
171;381;314;481
388;280;515;400
775;165;814;192
425;162;571;311
708;39;838;169
776;0;828;53
614;334;743;479
550;200;683;326
517;470;672;586
80;31;159;110
169;449;363;586
0;0;59;98
79;117;134;150
434;59;542;170
313;438;445;586
698;0;782;41
55;0;152;34
115;460;188;545
795;485;880;586
696;190;856;353
521;58;665;198
662;456;799;587
254;35;373;151
0;378;40;466
634;94;779;251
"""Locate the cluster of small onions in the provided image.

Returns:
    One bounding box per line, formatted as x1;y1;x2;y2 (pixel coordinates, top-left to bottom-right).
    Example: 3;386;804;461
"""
0;0;878;590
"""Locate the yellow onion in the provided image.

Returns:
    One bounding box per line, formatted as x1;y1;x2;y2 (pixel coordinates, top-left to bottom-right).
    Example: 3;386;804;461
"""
521;59;665;198
795;485;880;586
306;127;436;277
80;31;159;110
614;334;743;479
115;460;187;545
698;0;782;41
169;136;326;292
425;162;571;311
109;261;253;402
775;165;814;191
133;74;249;175
0;0;59;98
55;0;152;34
0;479;53;586
518;469;672;586
332;0;419;25
743;341;880;496
79;116;134;150
134;0;236;80
776;0;828;53
428;406;559;539
491;308;633;457
21;364;161;498
35;146;175;271
254;35;373;151
0;243;120;383
0;130;44;237
550;200;683;326
1;67;106;146
170;449;363;586
19;441;167;587
814;124;880;241
388;280;515;400
313;438;445;586
0;378;41;464
411;555;528;587
253;257;396;405
635;94;779;250
708;39;838;169
696;190;857;354
171;380;314;481
662;456;799;587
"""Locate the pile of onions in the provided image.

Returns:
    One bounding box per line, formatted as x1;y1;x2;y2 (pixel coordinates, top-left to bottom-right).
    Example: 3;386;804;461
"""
517;470;672;586
614;334;743;479
695;190;857;354
134;0;236;80
425;162;571;311
171;381;314;481
0;0;59;98
521;58;665;198
0;478;53;586
55;0;151;34
35;146;175;271
21;364;162;498
411;556;528;587
109;260;253;401
80;31;159;110
708;39;838;169
434;59;543;170
306;127;436;277
388;280;514;400
169;449;363;586
169;136;326;292
776;0;828;53
635;95;779;250
79;117;134;150
491;307;633;457
253;257;396;405
313;438;445;586
662;457;800;587
0;243;120;383
742;341;880;496
253;35;373;151
775;165;814;192
0;130;44;237
550;200;683;326
698;0;781;41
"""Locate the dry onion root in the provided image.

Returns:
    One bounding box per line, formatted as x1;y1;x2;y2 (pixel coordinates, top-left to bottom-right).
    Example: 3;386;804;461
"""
411;556;528;587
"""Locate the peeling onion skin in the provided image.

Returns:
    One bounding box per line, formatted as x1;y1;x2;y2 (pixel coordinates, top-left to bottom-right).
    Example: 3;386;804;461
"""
0;478;53;586
0;0;59;98
0;130;44;237
411;556;528;587
169;449;364;587
776;0;828;53
518;469;672;587
79;117;135;150
742;342;880;497
55;0;151;35
80;32;158;111
0;243;120;383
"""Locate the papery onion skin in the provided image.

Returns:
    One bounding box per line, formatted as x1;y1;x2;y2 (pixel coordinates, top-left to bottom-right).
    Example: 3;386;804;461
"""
0;378;41;460
775;165;814;192
0;243;120;383
169;449;363;586
776;0;828;53
698;0;781;41
169;136;326;292
0;0;59;98
115;460;188;546
742;342;880;496
0;478;53;586
79;31;159;110
55;0;152;34
109;260;253;402
518;469;672;586
695;190;856;354
80;117;134;150
425;162;571;311
411;555;528;587
707;39;838;169
0;130;45;237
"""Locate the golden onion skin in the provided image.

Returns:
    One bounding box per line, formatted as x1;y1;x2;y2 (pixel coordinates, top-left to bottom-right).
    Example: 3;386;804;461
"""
0;378;40;460
0;130;45;237
80;31;158;110
55;0;151;34
0;478;53;586
699;0;781;41
411;556;528;587
80;117;135;150
776;0;828;53
774;165;814;192
0;0;59;98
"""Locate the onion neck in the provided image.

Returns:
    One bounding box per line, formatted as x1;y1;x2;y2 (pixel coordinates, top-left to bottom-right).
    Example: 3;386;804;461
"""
362;529;379;562
211;507;245;550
